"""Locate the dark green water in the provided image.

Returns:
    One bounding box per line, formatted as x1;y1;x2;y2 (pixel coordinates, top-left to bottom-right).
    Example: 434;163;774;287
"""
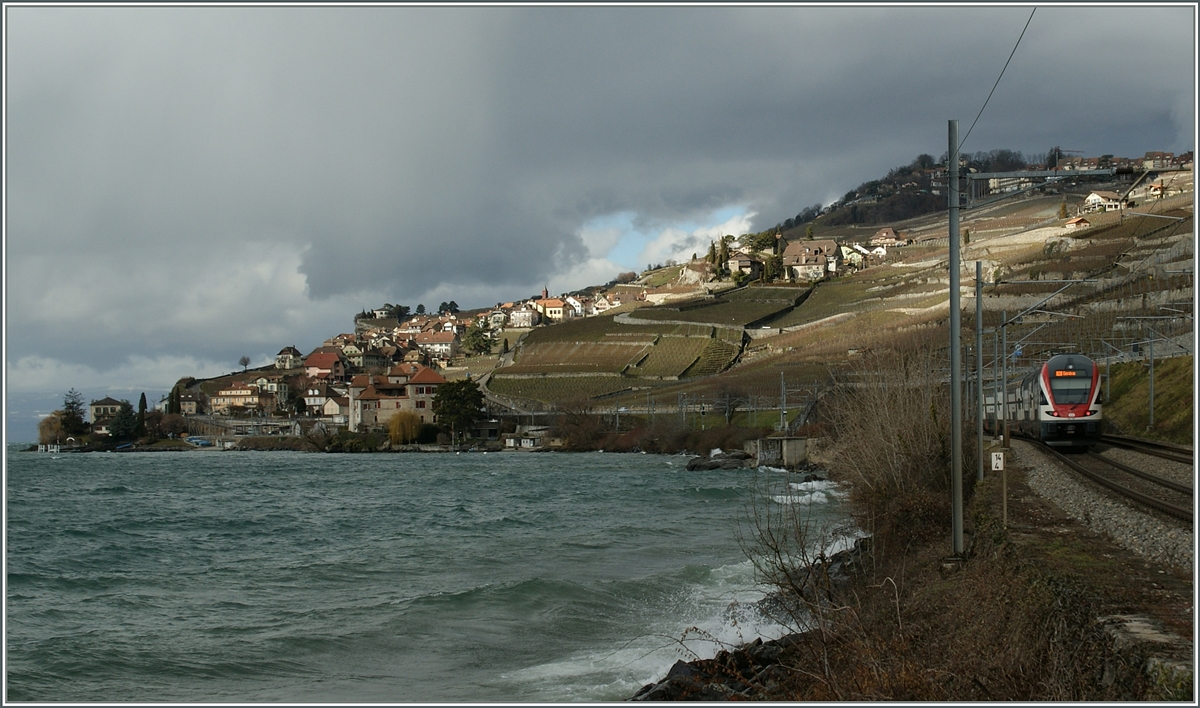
5;448;852;702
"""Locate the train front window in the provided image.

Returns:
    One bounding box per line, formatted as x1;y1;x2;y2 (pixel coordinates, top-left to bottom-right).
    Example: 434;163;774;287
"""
1049;373;1092;404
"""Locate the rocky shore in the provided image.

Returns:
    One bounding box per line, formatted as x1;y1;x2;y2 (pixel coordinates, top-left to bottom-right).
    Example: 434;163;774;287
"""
630;536;871;701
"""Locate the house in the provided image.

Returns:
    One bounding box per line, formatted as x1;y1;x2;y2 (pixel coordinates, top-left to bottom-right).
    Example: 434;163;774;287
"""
347;364;448;431
275;346;304;369
209;383;275;415
508;307;540;328
89;397;123;423
1065;217;1091;230
870;227;903;247
304;349;349;380
488;309;508;328
179;393;201;416
534;298;571;322
1142;151;1174;170
725;252;764;280
414;330;460;360
839;245;865;269
1083;191;1122;213
782;239;841;282
252;375;290;406
564;296;588;318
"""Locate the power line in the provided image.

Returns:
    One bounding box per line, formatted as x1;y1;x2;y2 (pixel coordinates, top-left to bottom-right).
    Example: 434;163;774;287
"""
959;7;1037;151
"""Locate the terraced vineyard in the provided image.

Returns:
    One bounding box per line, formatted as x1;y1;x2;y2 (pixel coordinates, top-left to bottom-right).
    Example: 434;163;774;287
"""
486;375;640;403
632;299;792;326
682;338;742;377
506;341;650;374
625;337;709;378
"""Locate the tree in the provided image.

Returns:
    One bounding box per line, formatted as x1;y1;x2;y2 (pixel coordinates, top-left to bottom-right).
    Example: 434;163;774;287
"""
616;271;637;284
159;413;188;438
432;378;485;442
707;241;717;265
806;224;815;240
1059;201;1069;219
109;400;138;441
390;304;411;320
765;254;784;281
388;411;423;445
167;385;181;415
963;228;970;246
461;320;493;356
239;355;251;371
136;393;148;438
438;302;450;314
446;301;459;314
501;338;509;355
38;411;64;445
61;389;87;435
416;303;426;315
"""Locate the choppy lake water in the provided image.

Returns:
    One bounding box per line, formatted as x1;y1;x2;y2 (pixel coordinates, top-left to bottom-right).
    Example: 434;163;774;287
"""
5;448;853;702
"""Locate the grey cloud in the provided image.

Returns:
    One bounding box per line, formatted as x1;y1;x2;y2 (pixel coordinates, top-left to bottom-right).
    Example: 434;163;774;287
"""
5;4;1193;399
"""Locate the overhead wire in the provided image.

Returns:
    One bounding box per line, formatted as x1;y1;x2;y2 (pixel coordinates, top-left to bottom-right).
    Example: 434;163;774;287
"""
951;7;1038;284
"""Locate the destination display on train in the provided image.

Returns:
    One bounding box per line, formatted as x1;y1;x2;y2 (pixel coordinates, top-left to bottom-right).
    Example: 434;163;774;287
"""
1054;370;1079;377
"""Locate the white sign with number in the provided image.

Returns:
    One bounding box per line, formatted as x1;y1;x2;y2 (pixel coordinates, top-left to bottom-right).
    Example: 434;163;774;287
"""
991;452;1005;471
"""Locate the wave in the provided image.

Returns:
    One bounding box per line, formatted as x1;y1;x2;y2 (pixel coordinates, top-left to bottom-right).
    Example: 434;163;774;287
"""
498;559;793;701
773;491;831;505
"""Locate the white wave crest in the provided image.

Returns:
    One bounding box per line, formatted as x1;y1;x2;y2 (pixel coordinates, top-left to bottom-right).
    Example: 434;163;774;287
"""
773;491;830;505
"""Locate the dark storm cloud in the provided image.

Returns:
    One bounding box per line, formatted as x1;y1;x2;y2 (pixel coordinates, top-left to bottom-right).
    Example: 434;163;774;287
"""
4;5;1194;440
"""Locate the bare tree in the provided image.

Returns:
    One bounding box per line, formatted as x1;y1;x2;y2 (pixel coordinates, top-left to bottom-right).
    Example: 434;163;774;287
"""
239;355;251;371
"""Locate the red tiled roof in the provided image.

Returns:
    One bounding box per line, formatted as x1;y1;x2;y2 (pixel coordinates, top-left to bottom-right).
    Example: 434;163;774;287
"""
408;367;448;385
305;352;344;369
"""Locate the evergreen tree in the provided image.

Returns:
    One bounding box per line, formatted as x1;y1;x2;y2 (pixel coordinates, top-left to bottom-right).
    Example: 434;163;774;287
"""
110;401;138;441
61;389;87;435
806;224;815;240
432;378;485;442
1059;201;1069;219
136;393;148;438
416;304;426;315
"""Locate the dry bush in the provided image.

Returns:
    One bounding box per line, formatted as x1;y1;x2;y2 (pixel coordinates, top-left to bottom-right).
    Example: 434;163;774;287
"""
817;337;977;557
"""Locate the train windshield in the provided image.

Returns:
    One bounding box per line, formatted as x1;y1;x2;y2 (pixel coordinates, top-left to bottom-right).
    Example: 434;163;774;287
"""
1048;371;1092;404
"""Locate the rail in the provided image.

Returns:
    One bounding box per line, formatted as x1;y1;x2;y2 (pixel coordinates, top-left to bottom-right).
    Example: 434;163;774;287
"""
1036;442;1192;523
1098;434;1193;465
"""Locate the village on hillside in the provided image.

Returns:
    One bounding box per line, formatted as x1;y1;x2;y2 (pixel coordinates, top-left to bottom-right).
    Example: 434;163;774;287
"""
59;148;1192;448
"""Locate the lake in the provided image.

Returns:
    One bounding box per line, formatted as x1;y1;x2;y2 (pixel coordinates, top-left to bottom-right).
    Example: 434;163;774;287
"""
5;448;852;702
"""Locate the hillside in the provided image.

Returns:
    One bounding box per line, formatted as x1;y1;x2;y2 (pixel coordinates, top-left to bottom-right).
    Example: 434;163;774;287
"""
478;168;1193;423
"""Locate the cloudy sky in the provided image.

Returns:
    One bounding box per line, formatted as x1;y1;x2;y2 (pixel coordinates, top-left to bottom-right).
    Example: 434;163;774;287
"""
4;4;1195;441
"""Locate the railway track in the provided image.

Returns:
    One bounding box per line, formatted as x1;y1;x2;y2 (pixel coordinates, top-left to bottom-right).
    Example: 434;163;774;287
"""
1098;434;1193;465
1036;442;1193;523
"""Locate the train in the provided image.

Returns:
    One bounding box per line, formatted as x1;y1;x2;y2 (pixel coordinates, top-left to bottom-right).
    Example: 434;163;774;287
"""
985;353;1103;448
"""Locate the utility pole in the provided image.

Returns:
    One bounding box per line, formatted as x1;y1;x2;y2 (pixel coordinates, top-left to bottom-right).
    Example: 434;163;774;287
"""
779;371;786;432
1001;310;1009;444
948;119;963;558
1148;335;1155;428
975;261;984;482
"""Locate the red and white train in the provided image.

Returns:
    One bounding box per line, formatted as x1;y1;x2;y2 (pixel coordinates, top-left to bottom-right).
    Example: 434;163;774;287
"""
987;353;1103;448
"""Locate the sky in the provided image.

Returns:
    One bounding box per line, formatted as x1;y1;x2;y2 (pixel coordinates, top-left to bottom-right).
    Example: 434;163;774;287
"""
4;3;1196;442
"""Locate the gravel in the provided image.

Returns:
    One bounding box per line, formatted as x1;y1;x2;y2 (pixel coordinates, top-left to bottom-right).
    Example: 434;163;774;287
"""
1012;442;1194;574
